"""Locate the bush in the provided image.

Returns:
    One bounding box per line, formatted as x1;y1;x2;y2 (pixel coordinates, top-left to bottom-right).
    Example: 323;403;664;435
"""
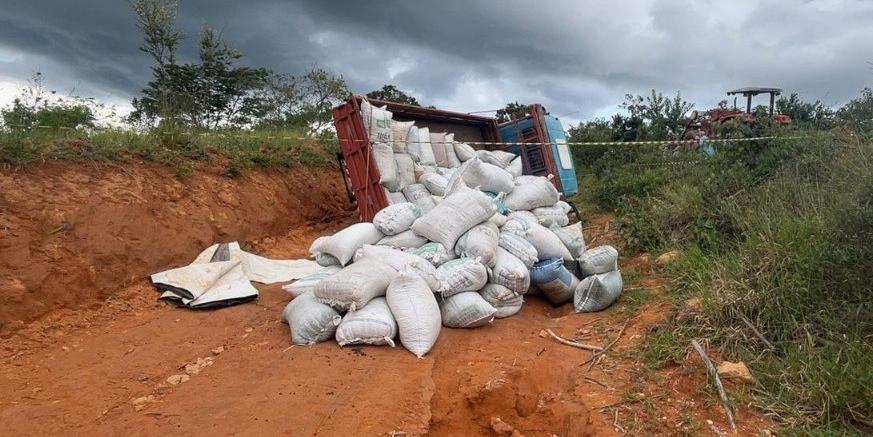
620;137;873;432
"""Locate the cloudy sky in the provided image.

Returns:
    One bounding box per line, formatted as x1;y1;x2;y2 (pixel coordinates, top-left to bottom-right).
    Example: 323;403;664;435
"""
1;0;871;126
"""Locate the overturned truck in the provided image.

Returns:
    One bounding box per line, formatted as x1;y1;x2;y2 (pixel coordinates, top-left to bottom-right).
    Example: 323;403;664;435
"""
332;95;579;221
275;96;623;357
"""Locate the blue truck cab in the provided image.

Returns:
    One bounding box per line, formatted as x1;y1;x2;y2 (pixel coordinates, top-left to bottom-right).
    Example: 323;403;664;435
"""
498;105;578;198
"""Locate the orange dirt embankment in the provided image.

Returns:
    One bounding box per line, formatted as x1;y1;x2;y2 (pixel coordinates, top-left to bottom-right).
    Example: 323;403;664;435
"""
0;161;353;334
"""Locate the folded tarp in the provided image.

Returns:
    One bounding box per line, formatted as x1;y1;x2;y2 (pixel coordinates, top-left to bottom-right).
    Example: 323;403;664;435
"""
151;241;319;308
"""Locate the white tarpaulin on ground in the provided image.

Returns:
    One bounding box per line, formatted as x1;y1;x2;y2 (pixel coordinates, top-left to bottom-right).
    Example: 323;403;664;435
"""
151;242;319;308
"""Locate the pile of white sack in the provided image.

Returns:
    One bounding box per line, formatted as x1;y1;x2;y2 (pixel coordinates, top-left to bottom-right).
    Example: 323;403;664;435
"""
281;99;623;358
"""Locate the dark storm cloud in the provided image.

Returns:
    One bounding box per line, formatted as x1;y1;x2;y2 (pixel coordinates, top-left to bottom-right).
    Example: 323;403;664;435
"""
1;0;871;124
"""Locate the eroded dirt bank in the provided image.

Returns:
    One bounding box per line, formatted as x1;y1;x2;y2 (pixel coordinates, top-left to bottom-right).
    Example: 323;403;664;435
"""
0;161;351;334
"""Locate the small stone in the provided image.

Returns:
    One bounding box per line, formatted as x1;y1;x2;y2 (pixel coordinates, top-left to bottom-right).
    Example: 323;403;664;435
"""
211;346;225;355
538;330;548;338
61;346;70;352
717;361;754;384
490;417;516;435
684;298;701;312
131;395;154;405
166;374;190;385
655;250;680;267
244;327;253;333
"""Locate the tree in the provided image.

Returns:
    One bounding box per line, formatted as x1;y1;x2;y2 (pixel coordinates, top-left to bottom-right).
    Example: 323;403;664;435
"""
837;88;873;136
366;85;419;106
250;69;349;132
128;1;269;128
190;26;269;128
129;0;184;126
620;90;693;140
496;101;529;122
775;93;833;127
292;68;349;132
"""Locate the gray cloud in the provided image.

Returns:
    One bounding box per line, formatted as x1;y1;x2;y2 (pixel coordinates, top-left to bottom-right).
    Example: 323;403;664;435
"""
0;0;871;126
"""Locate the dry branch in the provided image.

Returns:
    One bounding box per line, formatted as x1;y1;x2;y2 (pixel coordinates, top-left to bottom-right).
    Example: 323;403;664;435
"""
545;329;604;352
691;339;737;433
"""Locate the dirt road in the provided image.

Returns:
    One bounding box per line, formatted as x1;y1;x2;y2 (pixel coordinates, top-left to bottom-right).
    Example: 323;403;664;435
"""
0;215;772;436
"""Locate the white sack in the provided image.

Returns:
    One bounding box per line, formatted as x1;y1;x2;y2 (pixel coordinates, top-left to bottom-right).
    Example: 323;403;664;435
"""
387;270;441;358
373;202;421;236
454;142;476;161
454;221;500;267
479;283;523;318
578;245;619;276
439;292;496;328
283;266;342;298
390;120;414;152
506;157;523;177
489;246;531;294
373;142;401;191
551;223;585;259
504;175;560;211
319;222;384;266
387;190;407;205
430;132;449;167
407;126;436;165
489;212;508;227
335;297;397;347
360;99;392;143
497;232;538;268
394;153;416;187
419;173;448;196
532;204;569;227
282;292;341;345
316;252;341;267
313;258;397;311
437;258;488;297
477;149;516;168
377;229;429;249
462;157;515;194
443;133;462;168
406;242;456;267
355;244;442;292
574;270;623;312
402;183;437;213
521;221;574;261
410;185;494;250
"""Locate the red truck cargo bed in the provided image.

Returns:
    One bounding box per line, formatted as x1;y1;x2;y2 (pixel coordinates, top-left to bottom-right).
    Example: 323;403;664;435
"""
331;95;562;222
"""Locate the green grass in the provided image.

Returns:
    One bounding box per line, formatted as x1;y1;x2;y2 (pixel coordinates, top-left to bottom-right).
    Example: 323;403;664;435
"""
580;128;873;433
0;126;337;175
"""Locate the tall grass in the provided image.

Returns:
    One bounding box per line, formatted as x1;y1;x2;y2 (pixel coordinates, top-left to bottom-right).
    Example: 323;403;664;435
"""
0;126;337;175
582;130;873;433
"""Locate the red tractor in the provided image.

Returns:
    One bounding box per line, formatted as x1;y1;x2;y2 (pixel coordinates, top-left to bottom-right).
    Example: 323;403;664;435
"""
681;87;792;139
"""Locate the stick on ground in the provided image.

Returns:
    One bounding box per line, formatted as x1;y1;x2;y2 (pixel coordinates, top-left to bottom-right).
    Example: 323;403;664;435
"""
691;339;737;433
545;329;604;352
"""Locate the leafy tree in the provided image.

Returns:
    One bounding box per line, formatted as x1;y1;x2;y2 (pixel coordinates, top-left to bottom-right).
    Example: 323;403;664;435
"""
129;2;268;128
496;101;529;122
129;0;184;126
291;68;349;132
620;90;693;140
775;93;834;127
251;69;349;132
837;88;873;136
366;85;419;106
